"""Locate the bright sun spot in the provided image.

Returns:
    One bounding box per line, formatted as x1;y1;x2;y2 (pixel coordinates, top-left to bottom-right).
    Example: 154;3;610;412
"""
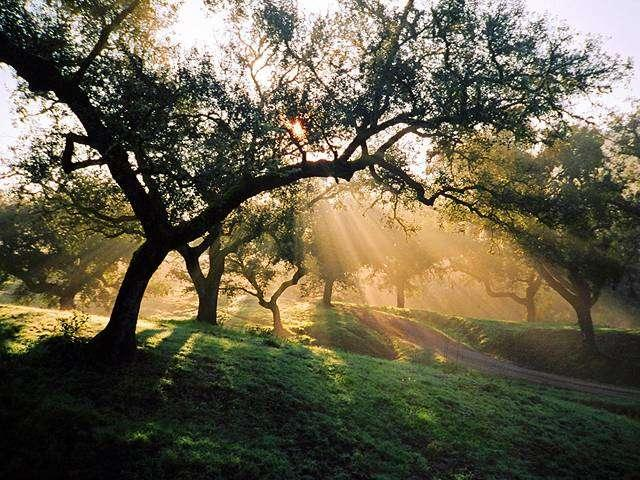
284;117;307;142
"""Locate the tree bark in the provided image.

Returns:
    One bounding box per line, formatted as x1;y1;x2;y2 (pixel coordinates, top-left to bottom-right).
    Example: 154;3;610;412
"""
195;288;216;324
535;263;600;351
195;255;225;324
525;299;537;323
524;275;541;322
575;303;597;352
90;241;168;362
59;292;77;310
322;278;335;306
396;281;406;309
270;303;286;336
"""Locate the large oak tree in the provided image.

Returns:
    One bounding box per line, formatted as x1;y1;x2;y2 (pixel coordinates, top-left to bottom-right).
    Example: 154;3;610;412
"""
0;0;623;360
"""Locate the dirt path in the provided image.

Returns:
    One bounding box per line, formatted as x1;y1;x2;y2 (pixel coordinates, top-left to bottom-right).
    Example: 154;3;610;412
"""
348;306;640;399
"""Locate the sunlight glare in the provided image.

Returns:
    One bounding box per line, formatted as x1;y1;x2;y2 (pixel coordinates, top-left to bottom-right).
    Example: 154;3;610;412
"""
284;117;307;142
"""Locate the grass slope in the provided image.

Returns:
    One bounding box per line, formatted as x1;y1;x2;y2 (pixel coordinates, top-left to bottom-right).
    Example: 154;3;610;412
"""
1;304;640;480
379;306;640;388
224;299;640;387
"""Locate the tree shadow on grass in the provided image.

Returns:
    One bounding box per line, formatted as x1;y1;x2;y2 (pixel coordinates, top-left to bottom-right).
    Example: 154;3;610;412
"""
2;317;640;480
0;320;197;480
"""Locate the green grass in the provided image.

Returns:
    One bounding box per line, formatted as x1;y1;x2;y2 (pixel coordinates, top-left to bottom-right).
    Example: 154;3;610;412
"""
222;298;397;359
1;303;640;479
379;306;640;388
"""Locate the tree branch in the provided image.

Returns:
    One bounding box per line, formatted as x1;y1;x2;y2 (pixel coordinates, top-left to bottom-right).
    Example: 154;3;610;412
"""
73;0;143;82
60;133;104;173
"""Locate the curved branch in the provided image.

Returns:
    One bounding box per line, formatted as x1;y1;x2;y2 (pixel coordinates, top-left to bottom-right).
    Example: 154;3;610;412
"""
61;133;104;173
268;265;306;304
0;32;169;239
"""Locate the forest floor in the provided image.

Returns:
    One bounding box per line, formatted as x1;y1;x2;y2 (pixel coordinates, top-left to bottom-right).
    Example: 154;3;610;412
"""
1;303;640;479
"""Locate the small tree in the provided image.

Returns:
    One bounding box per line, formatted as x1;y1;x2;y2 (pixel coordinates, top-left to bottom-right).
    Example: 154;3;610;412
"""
224;207;307;336
365;218;443;309
307;201;363;306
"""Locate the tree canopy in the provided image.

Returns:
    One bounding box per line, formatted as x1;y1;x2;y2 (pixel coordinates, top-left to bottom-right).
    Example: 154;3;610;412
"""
0;0;627;360
437;126;640;348
0;192;135;309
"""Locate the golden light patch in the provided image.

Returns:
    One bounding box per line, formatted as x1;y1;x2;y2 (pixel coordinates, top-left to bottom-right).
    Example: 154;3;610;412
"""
284;117;306;142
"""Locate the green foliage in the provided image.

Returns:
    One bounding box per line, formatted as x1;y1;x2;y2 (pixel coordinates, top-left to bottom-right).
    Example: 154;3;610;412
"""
1;0;626;241
436;126;640;345
57;311;89;341
223;193;309;317
1;304;639;479
1;0;630;345
0;192;135;308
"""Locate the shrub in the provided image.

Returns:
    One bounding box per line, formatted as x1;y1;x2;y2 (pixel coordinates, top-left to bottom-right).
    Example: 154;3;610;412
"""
57;311;89;341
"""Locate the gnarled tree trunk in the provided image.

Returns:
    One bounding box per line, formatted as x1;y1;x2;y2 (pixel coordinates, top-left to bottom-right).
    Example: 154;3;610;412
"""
524;275;541;322
184;243;226;325
269;302;286;336
90;241;168;362
536;263;600;353
525;300;537;323
194;254;225;324
575;302;597;352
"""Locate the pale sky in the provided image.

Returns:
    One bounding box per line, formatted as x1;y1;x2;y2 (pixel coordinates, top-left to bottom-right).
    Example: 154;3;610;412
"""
1;0;639;164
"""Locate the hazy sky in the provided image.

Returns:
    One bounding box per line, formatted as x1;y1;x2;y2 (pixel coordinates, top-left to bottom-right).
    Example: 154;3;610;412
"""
1;0;639;162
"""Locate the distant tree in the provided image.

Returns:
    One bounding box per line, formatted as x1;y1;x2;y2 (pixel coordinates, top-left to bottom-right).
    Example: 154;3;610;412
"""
373;229;441;309
1;0;624;360
224;206;307;336
436;128;640;350
0;193;135;309
450;234;542;322
307;201;364;306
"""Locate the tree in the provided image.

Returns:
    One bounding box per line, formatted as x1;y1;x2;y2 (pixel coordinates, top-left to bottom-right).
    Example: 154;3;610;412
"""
224;205;307;336
450;233;542;322
307;201;364;306
436;128;640;350
179;183;338;324
178;211;265;325
372;226;442;308
1;0;623;360
0;193;135;309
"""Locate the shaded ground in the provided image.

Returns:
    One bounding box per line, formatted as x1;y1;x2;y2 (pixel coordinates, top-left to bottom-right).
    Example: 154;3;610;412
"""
1;304;640;480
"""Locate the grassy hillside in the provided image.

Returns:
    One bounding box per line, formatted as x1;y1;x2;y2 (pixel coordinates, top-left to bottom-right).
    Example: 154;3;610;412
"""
223;298;640;387
1;304;640;480
380;306;640;388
